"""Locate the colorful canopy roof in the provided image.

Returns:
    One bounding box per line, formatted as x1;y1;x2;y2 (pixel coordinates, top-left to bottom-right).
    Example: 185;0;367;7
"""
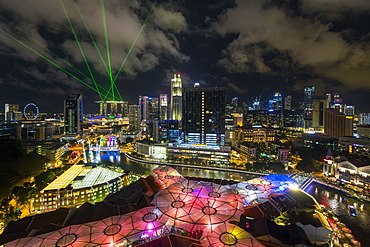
229;174;299;205
153;180;244;233
87;214;135;246
127;206;170;240
203;223;265;247
37;225;91;247
151;166;182;178
151;166;187;189
4;167;296;247
261;174;299;191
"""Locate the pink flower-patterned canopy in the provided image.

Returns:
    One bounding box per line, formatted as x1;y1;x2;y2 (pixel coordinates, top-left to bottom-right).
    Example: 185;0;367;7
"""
153;180;244;232
151;166;187;189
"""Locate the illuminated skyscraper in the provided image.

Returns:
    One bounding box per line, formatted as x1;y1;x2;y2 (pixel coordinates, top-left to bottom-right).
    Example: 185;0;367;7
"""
182;86;226;145
312;99;327;129
4;103;19;122
284;95;292;110
333;93;343;112
159;94;168;120
304;86;315;128
64;94;83;135
128;105;141;131
139;96;159;122
171;74;182;120
325;93;332;108
304;86;315;112
148;97;159;121
344;105;355;116
96;101;128;117
274;93;283;110
139;96;149;122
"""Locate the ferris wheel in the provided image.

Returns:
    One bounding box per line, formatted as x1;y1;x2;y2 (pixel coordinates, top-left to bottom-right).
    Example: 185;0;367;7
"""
23;103;39;120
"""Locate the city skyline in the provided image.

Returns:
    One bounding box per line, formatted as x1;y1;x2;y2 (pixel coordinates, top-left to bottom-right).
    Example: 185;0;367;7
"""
1;0;370;113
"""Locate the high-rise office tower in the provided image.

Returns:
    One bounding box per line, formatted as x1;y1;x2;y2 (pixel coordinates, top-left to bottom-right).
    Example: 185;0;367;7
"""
312;99;327;129
64;94;83;134
159;94;168;120
269;93;283;111
274;93;283;110
333;93;343;112
284;95;292;110
171;74;182;120
129;105;141;131
324;108;353;138
139;96;149;122
4;103;19;121
182;86;226;145
304;86;315;112
231;97;238;109
359;113;370;125
225;97;243;145
325;93;332;108
148;97;159;121
304;86;315;128
344;106;355;116
139;96;159;122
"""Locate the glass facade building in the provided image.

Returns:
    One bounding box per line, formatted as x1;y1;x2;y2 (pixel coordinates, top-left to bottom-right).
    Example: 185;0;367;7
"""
182;87;226;145
64;94;83;135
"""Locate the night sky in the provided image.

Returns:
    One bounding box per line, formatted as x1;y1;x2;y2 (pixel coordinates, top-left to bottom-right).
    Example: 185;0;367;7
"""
1;0;370;114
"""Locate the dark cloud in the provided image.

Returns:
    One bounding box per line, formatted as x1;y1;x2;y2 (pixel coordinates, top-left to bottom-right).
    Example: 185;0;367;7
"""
0;0;189;79
210;0;370;92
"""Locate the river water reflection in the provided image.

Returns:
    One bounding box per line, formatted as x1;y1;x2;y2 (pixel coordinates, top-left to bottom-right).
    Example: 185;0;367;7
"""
101;154;257;182
305;183;370;246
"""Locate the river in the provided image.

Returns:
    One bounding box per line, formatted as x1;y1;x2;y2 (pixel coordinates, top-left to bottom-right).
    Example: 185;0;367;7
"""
305;182;370;246
100;153;258;182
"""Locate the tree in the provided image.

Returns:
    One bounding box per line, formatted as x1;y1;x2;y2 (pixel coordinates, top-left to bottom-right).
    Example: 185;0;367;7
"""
14;150;49;177
11;183;35;213
266;162;285;173
0;196;21;223
0;139;24;162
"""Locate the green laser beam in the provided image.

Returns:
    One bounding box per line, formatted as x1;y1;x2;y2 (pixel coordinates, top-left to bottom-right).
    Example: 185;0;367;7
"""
60;0;103;101
74;1;110;77
112;83;123;102
0;15;102;90
0;28;113;100
113;0;158;84
103;0;158;102
100;0;115;102
1;15;118;101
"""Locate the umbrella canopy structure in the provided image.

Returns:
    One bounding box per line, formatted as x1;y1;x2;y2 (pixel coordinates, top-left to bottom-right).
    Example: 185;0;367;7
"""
3;208;170;247
230;175;299;205
151;166;186;189
156;174;187;189
261;174;299;191
151;166;182;178
203;223;265;247
37;225;92;247
88;214;136;246
153;181;244;233
126;206;170;241
229;182;268;205
4;236;44;247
